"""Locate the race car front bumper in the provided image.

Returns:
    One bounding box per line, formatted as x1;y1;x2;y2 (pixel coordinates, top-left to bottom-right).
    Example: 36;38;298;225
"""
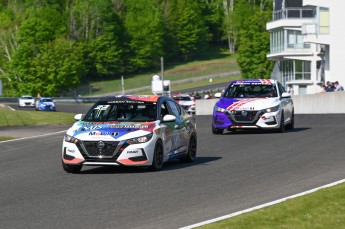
213;109;282;130
62;138;156;167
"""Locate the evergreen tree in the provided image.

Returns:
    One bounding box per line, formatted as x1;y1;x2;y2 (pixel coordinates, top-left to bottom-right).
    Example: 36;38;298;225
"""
169;0;210;60
237;10;273;79
124;0;165;71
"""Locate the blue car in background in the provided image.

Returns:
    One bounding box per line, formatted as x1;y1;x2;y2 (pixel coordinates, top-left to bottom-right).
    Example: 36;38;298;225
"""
35;97;56;111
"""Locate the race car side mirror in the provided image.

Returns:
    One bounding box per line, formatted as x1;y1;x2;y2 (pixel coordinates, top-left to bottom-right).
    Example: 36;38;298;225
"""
74;114;83;121
162;114;176;122
281;92;291;98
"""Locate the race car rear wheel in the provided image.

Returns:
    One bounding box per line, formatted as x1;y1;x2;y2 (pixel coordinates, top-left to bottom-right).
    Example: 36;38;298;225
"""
212;123;224;135
62;160;82;173
150;140;164;171
181;134;197;162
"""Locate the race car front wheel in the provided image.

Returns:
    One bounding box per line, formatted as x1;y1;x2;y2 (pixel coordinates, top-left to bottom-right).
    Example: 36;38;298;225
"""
149;140;164;171
277;113;285;133
62;160;82;173
212;123;224;135
285;110;294;130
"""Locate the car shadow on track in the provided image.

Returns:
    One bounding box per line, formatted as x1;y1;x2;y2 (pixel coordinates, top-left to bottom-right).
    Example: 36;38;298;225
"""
77;156;221;174
222;127;310;135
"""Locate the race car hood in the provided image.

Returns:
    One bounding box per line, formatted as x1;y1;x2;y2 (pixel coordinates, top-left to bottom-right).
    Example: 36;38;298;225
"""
39;102;55;106
21;99;35;102
176;100;195;106
216;97;280;111
66;121;157;141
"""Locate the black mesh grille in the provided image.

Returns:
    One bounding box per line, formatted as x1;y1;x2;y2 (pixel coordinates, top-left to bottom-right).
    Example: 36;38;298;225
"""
228;110;262;124
78;141;119;157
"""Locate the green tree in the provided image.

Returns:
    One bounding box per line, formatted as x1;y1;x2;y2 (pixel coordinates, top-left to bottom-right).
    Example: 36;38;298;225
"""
0;8;17;77
70;0;119;42
199;0;224;45
3;18;56;95
222;0;272;54
237;10;273;79
170;0;210;60
29;38;86;96
124;0;165;71
4;15;85;96
88;22;127;77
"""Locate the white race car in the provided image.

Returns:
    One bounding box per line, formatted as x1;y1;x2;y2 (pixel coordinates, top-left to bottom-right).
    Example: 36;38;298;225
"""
62;95;197;173
172;94;196;114
18;95;35;107
212;79;294;134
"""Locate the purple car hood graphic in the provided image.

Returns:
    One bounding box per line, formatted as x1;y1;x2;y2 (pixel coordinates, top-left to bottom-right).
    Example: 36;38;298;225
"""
216;97;279;111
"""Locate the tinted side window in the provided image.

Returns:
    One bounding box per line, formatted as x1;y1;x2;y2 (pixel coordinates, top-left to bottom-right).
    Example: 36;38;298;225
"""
278;82;285;96
167;100;181;117
160;101;170;119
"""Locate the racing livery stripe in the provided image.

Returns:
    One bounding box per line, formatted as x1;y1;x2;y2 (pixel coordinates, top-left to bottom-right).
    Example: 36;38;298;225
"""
127;95;159;102
63;158;84;164
260;79;272;85
226;98;265;111
117;159;149;165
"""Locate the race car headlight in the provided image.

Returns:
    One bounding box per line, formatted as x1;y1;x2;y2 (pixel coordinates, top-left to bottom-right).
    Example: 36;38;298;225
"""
265;105;280;113
64;134;79;144
126;133;153;144
215;106;227;113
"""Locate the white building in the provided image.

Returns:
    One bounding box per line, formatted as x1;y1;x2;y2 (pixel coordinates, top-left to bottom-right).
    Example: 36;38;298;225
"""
266;0;345;95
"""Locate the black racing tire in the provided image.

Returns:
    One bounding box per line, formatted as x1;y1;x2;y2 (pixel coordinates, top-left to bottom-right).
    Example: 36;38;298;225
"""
181;134;197;163
212;123;224;135
62;160;82;173
285;110;295;130
277;112;285;133
149;140;164;171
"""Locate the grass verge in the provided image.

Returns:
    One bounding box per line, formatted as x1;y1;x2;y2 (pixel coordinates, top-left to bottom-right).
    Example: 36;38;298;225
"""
198;182;345;229
0;108;75;127
0;136;15;141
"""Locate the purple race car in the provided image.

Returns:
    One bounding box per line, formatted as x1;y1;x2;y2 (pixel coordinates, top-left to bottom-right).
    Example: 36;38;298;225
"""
212;79;294;134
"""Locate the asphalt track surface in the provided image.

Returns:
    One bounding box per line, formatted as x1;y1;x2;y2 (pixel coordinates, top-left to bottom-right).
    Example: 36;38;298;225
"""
1;106;345;228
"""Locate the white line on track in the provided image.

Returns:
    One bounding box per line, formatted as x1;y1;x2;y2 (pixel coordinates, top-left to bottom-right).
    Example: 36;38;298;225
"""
0;104;15;111
0;130;67;143
8;105;16;111
180;178;345;228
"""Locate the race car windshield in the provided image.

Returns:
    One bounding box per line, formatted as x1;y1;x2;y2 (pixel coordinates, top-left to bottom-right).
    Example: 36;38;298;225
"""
224;84;278;98
83;102;157;122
